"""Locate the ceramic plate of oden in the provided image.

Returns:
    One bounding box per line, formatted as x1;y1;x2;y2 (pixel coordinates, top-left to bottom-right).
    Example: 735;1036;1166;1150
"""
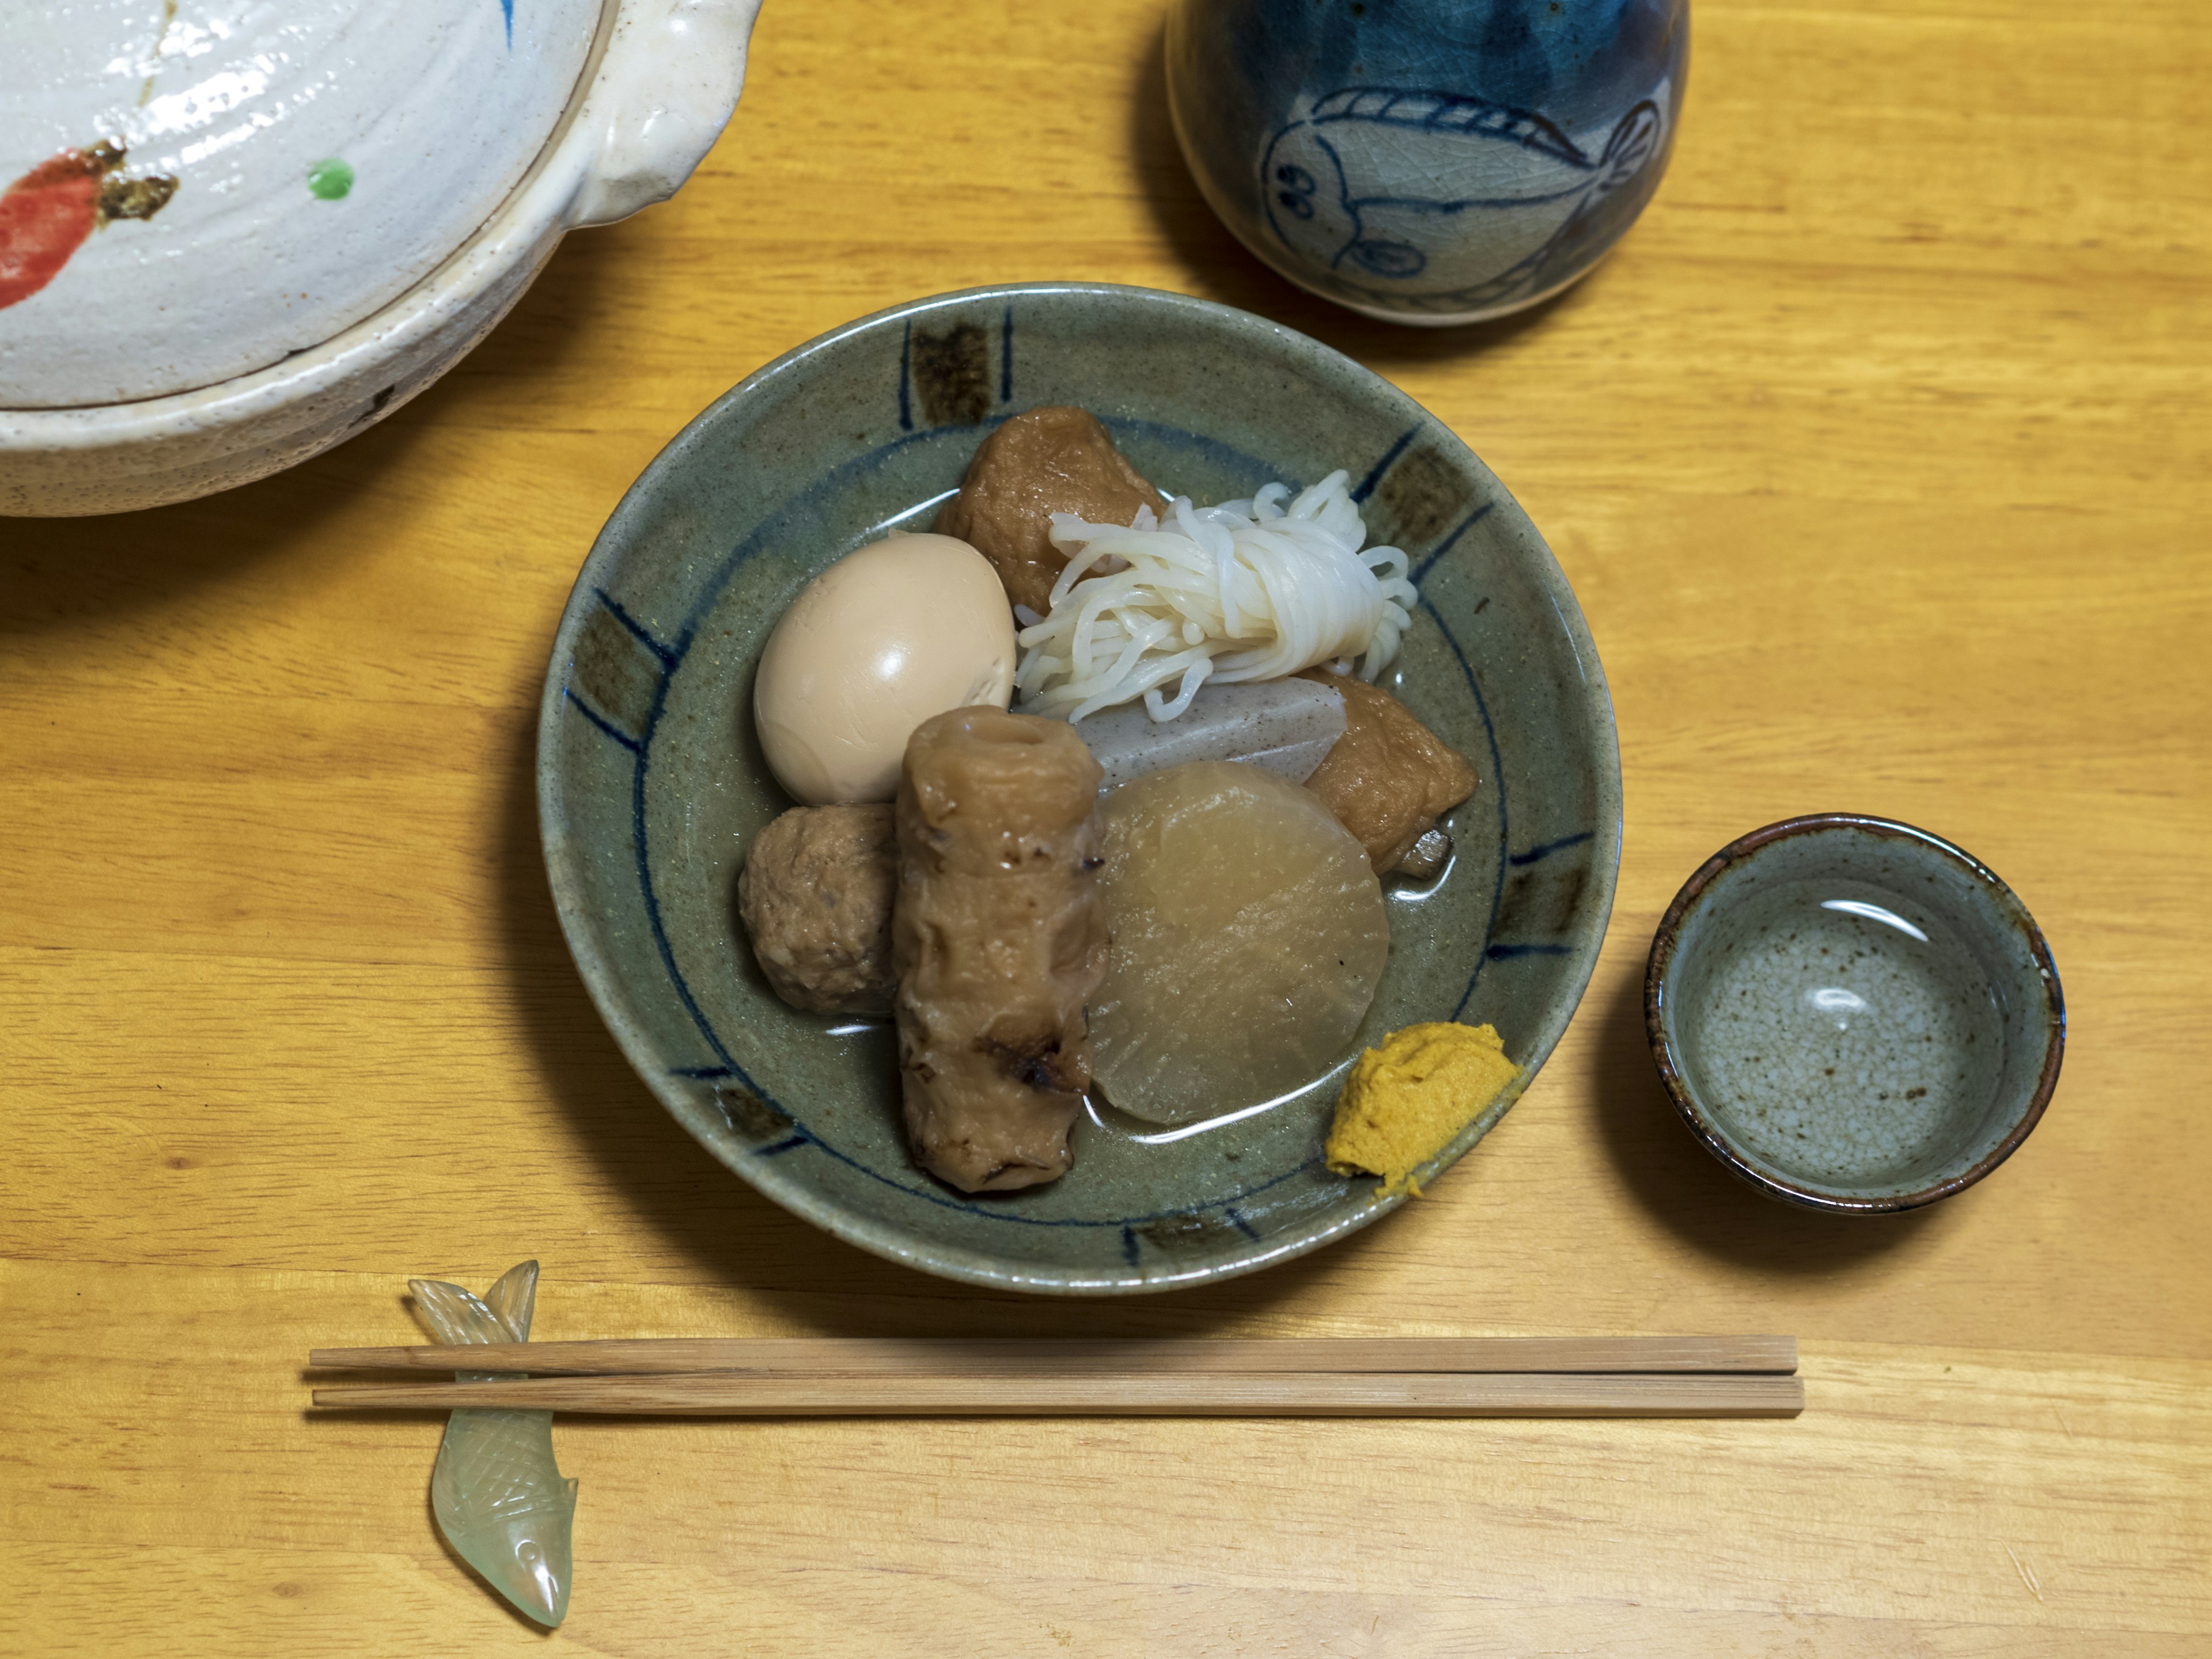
539;283;1620;1293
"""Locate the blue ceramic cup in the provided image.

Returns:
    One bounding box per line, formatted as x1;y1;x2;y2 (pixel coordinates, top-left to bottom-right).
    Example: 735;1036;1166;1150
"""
1166;0;1688;325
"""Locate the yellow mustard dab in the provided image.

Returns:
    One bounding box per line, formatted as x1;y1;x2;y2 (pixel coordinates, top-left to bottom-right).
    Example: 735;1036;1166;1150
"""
1325;1022;1518;1196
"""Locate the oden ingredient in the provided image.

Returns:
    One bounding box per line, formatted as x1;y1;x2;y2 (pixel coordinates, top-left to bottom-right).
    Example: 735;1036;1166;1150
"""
736;804;897;1015
936;406;1158;616
1090;761;1388;1126
1298;669;1477;874
893;707;1111;1192
1325;1023;1518;1196
1016;471;1415;723
752;533;1016;805
1074;678;1347;792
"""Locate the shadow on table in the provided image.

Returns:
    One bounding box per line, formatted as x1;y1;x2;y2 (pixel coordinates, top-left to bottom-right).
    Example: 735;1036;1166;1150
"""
0;429;410;636
1586;963;1948;1272
0;219;626;632
491;718;1390;1338
1120;22;1590;370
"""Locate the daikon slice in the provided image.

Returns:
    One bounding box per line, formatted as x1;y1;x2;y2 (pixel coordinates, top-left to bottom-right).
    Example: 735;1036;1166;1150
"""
1090;761;1388;1125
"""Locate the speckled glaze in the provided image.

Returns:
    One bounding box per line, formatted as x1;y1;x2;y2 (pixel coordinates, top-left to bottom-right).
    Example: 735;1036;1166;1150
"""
1;0;760;515
538;283;1622;1294
1166;0;1688;325
1645;815;2064;1213
2;0;601;406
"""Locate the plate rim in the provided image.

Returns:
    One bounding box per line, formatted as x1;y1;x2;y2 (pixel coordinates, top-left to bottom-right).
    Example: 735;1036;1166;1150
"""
537;280;1623;1294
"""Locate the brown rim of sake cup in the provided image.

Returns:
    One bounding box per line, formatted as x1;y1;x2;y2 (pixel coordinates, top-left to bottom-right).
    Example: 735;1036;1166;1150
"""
1643;813;2066;1215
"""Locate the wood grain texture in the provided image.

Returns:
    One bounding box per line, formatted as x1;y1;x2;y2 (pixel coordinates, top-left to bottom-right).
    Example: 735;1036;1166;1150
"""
2;0;2206;1650
308;1372;1809;1416
306;1334;1802;1374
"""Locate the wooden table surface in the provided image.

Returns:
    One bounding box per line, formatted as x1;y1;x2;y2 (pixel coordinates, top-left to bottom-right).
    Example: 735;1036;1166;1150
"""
6;0;2207;1652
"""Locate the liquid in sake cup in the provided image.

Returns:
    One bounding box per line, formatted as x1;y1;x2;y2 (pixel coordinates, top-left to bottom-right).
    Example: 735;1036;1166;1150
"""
1645;815;2063;1213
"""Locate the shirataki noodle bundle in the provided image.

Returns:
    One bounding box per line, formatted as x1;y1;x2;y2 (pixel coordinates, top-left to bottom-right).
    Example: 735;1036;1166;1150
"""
1012;470;1418;724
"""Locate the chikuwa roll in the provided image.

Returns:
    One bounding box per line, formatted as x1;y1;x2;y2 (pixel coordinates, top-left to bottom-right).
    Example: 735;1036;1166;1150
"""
892;706;1109;1191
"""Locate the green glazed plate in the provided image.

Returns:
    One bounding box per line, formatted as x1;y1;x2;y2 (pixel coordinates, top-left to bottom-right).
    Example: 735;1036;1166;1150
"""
538;283;1620;1294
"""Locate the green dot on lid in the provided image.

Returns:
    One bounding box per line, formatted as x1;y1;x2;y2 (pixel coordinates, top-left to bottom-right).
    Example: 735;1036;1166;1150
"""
308;158;354;200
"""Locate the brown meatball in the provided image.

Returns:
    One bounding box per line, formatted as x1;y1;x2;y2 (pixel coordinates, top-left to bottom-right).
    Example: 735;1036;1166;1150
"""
892;707;1110;1192
1297;670;1478;874
736;804;897;1015
935;406;1159;616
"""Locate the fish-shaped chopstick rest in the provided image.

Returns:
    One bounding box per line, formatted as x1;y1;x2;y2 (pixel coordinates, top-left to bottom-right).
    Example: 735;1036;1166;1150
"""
408;1261;577;1626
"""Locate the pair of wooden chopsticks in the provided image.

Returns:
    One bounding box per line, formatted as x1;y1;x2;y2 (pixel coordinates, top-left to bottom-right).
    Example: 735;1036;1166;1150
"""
309;1335;1803;1418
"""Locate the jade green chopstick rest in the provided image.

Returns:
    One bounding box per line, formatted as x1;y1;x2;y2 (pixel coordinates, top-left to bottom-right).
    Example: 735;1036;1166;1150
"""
408;1260;577;1626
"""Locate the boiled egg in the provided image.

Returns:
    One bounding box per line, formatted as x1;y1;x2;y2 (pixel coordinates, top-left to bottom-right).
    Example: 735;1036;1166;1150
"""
753;532;1017;804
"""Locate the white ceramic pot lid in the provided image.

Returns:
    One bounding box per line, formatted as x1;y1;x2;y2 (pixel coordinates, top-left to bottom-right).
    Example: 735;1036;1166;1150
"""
0;0;599;410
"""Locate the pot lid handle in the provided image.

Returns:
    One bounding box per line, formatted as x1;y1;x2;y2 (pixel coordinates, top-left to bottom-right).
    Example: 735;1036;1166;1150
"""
570;0;764;228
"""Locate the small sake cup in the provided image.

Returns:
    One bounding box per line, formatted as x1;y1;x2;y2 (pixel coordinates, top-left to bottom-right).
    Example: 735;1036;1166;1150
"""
1644;815;2063;1213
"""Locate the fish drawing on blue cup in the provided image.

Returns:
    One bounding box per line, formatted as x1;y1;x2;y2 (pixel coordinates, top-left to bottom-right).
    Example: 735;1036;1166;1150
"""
1261;86;1666;317
1168;0;1689;325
